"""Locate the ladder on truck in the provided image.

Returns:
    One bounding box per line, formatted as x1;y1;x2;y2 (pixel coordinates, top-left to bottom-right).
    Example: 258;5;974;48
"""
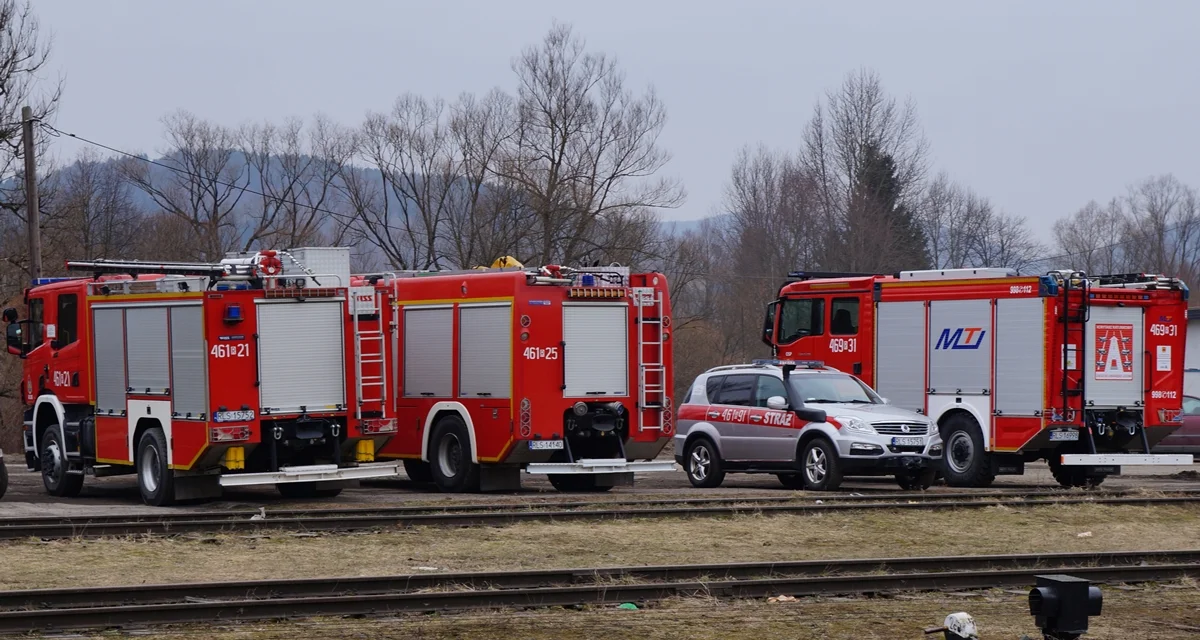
351;289;387;421
635;288;666;432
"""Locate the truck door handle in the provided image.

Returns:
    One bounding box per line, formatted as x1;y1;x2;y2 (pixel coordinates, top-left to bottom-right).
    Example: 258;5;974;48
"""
707;411;720;419
749;415;762;422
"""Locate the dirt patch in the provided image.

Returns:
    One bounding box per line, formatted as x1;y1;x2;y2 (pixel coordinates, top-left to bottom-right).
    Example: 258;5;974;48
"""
1;502;1197;591
60;585;1200;639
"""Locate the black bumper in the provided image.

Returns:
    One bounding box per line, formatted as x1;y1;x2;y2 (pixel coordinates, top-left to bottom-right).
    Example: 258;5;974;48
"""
841;454;941;475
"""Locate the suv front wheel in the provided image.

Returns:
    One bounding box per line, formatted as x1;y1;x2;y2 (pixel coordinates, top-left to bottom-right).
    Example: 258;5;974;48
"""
684;438;725;488
801;438;843;491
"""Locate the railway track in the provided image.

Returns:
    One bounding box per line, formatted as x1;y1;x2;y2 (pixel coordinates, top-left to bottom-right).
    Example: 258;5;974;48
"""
2;490;1198;539
1;549;1196;632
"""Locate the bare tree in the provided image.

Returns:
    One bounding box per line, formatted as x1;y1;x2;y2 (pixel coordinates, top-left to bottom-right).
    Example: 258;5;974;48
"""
443;89;529;268
1051;199;1129;274
123;111;250;261
0;0;60;278
971;211;1045;272
1121;174;1200;282
800;68;929;271
240;115;346;250
496;22;684;266
44;148;141;260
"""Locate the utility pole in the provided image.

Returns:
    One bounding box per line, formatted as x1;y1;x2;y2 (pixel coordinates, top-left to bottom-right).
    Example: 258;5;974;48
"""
21;105;42;281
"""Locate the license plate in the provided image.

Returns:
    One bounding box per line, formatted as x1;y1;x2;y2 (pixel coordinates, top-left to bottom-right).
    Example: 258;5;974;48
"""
213;410;255;423
1049;429;1080;442
529;440;564;450
892;437;924;447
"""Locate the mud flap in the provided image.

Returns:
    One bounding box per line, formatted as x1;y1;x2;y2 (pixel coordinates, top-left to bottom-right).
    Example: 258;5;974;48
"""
173;474;222;501
479;465;522;492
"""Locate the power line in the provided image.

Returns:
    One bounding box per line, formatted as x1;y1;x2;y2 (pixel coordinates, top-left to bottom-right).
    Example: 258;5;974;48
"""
38;122;352;224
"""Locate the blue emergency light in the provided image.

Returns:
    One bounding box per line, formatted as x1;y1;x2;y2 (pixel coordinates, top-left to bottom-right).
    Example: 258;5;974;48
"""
223;303;243;323
752;359;825;369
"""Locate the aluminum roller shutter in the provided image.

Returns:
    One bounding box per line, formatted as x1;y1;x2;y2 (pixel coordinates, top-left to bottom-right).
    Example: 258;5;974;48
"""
92;307;127;413
994;298;1045;416
875;301;926;413
563;304;629;397
169;305;207;418
459;304;512;398
1085;306;1144;408
404;307;453;397
257;300;346;413
928;299;992;395
125;307;170;395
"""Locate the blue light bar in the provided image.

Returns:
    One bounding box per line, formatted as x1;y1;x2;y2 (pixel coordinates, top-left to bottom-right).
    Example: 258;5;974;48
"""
752;359;825;369
32;277;73;286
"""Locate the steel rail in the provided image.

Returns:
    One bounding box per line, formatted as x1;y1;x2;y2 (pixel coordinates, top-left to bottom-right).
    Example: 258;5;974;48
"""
2;494;1198;540
1;487;1182;528
0;550;1196;632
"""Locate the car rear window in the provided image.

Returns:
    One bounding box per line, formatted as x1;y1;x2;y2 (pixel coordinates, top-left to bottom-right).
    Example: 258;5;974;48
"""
705;376;724;403
713;375;755;406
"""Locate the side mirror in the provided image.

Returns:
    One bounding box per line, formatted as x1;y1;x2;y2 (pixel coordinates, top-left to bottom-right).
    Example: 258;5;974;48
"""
795;406;827;423
761;300;778;347
6;322;22;356
766;395;788;411
1;307;16;324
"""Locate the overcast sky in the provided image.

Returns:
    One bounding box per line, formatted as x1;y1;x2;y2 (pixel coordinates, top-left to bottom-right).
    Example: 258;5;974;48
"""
34;0;1200;242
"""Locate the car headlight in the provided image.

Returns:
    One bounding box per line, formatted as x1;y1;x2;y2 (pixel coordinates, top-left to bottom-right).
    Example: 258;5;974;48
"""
839;416;875;434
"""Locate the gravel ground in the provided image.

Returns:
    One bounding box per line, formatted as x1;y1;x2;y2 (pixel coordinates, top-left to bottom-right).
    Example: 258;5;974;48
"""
1;457;1198;518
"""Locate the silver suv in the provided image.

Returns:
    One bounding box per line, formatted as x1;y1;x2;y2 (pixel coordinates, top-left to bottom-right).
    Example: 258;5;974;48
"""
674;360;943;490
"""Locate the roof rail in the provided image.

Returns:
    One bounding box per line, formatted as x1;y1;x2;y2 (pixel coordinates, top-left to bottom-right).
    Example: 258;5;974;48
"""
787;271;893;281
706;363;771;373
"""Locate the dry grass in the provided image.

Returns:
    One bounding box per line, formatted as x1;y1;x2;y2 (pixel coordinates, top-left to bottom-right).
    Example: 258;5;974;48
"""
1;502;1198;591
59;585;1200;639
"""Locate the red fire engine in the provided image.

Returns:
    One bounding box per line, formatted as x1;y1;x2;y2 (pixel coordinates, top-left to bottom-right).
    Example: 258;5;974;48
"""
357;260;677;492
3;248;402;505
762;267;1194;488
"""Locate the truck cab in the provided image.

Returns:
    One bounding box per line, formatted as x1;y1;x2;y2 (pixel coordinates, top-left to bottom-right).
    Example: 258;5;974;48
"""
762;274;878;381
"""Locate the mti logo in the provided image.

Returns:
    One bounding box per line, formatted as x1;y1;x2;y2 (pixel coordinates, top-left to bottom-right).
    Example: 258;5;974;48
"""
935;327;986;350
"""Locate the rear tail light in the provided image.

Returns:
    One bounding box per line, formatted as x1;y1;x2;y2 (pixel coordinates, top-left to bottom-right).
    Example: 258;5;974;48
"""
519;398;532;437
362;418;397;435
210;425;251;443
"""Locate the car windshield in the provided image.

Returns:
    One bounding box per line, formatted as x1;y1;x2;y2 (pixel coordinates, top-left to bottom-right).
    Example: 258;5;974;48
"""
787;373;880;404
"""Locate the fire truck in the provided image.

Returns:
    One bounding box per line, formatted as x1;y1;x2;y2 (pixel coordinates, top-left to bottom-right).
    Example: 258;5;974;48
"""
359;259;677;492
761;267;1194;488
3;248;402;505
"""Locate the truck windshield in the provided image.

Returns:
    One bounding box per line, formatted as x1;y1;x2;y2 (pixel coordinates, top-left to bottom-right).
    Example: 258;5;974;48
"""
787;373;879;404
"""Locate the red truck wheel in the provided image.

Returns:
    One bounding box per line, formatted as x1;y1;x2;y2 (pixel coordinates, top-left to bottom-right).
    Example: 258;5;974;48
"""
40;427;83;498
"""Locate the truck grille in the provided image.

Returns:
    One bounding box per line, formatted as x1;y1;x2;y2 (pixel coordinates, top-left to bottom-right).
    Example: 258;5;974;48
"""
872;422;929;436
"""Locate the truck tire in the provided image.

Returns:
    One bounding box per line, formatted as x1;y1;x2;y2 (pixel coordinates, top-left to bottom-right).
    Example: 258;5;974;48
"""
548;474;614;492
137;427;175;506
683;437;725;488
0;458;8;500
940;414;996;488
430;415;480;492
403;459;434;483
801;438;843;491
40;426;84;497
1047;456;1105;489
277;482;343;499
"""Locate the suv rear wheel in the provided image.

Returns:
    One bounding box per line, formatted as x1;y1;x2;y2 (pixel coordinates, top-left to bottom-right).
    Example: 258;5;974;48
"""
684;437;724;488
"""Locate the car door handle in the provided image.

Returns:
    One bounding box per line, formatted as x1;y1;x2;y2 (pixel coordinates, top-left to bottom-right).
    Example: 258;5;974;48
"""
707;412;720;419
749;415;762;422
